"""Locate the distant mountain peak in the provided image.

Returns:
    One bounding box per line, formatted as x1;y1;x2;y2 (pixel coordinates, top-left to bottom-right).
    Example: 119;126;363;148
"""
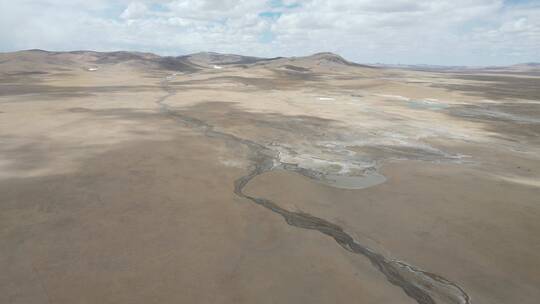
311;51;341;57
308;52;346;61
301;52;368;67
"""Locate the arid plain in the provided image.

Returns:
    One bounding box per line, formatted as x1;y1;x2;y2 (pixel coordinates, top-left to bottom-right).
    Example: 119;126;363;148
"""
1;50;539;304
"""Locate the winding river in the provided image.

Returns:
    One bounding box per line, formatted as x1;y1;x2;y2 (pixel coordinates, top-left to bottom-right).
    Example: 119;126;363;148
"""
155;76;472;304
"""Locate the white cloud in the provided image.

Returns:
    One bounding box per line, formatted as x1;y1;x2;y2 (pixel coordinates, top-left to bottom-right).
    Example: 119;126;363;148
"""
120;2;149;20
0;0;539;65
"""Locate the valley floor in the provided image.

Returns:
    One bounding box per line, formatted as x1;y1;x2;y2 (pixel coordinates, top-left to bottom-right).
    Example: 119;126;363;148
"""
1;51;540;304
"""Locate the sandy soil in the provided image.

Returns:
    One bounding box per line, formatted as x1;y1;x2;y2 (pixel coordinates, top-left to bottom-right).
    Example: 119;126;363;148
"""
1;50;539;304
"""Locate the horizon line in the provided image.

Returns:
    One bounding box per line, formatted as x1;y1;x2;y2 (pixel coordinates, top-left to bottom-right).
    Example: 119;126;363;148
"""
2;48;539;68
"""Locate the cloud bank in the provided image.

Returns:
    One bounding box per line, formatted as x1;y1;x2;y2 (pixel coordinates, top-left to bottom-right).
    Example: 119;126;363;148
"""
1;0;539;65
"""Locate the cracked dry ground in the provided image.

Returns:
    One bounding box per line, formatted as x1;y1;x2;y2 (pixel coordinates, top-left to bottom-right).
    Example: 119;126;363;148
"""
1;57;540;304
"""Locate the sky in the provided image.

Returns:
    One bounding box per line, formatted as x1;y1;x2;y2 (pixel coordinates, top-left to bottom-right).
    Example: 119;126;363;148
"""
1;0;539;65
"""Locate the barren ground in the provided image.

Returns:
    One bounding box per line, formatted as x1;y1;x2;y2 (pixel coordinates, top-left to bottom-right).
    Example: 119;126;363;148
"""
1;51;539;304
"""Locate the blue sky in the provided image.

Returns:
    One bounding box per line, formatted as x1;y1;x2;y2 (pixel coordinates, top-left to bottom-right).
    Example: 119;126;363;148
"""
1;0;539;65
